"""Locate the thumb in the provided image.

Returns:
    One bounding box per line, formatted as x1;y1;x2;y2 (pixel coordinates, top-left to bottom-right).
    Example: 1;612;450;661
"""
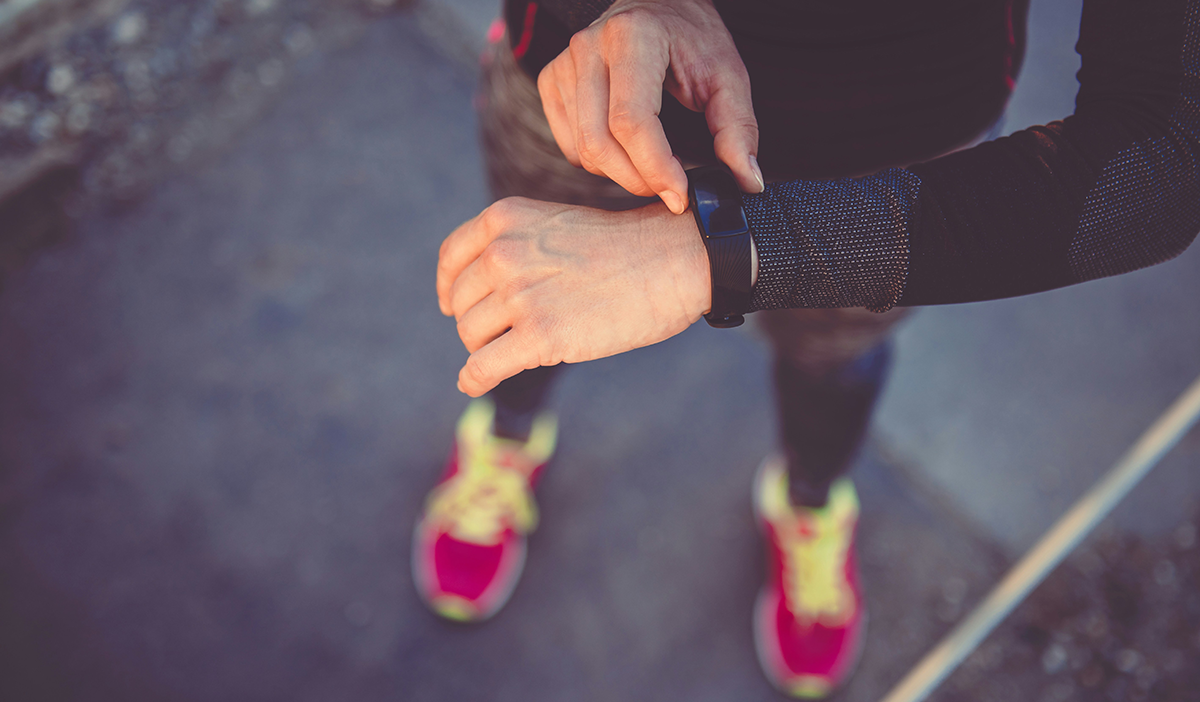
704;72;763;194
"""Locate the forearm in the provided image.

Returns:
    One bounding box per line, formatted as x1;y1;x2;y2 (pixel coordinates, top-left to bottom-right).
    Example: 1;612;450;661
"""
743;0;1200;312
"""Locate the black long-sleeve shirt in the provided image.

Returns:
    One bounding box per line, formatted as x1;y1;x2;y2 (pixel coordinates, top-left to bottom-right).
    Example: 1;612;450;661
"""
509;0;1200;312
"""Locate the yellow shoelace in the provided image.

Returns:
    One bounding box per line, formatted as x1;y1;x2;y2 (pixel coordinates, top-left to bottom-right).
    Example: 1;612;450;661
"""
778;514;855;626
426;445;537;545
424;400;556;545
759;462;858;627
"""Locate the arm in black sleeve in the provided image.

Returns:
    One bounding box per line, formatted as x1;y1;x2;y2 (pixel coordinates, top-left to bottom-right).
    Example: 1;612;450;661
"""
743;0;1200;312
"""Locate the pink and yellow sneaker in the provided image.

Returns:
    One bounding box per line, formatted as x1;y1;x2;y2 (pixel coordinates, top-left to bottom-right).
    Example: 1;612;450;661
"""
753;456;866;698
412;399;557;622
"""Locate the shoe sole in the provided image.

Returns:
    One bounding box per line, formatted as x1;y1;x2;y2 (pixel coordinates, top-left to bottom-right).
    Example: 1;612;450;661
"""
750;455;868;699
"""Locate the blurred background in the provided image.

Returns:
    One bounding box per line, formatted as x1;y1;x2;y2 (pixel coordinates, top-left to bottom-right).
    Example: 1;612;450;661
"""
0;0;1197;700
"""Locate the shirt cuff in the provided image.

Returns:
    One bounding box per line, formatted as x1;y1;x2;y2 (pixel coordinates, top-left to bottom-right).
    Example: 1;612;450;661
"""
742;169;921;313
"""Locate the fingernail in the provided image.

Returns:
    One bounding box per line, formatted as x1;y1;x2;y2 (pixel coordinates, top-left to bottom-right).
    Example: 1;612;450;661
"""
749;156;765;193
661;191;684;214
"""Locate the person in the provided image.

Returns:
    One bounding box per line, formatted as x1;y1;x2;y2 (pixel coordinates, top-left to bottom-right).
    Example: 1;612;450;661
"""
412;0;1200;696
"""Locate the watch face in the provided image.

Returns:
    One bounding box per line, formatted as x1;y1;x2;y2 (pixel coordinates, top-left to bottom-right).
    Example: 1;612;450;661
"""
695;186;749;238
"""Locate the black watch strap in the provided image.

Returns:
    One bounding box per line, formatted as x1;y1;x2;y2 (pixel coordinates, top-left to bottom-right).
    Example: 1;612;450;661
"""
686;166;753;328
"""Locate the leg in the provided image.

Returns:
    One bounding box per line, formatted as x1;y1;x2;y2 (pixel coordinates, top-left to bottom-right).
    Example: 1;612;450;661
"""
414;25;651;623
490;365;561;440
757;307;911;507
751;306;909;696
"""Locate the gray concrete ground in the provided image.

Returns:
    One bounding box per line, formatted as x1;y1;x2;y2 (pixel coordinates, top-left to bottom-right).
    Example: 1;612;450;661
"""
0;1;1196;701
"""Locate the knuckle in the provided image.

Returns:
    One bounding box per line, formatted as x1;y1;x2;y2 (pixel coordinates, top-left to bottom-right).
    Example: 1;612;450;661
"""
578;158;604;177
567;31;593;59
627;181;657;198
600;12;637;43
505;286;537;317
479;244;505;273
482;236;520;273
482;198;516;230
463;356;490;388
576;128;613;163
607;107;649;140
478;207;500;233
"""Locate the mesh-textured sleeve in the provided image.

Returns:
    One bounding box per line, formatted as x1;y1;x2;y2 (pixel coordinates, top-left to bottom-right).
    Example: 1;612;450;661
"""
745;0;1200;312
745;170;919;312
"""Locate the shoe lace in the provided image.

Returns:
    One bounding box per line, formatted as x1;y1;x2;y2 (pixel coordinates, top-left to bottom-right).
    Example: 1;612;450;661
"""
778;514;855;626
426;441;537;545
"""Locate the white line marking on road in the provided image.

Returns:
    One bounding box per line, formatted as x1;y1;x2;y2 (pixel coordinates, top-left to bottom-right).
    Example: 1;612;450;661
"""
881;371;1200;702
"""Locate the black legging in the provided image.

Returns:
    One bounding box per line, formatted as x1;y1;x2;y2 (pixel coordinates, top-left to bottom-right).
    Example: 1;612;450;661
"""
486;341;891;508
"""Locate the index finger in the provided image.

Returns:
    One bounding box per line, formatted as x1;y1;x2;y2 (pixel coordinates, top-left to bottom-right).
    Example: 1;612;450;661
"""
704;69;762;193
436;211;491;316
607;52;687;213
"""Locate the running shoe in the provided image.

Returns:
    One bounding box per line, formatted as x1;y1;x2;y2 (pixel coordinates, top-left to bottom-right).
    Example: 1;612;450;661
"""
412;399;557;622
753;455;866;698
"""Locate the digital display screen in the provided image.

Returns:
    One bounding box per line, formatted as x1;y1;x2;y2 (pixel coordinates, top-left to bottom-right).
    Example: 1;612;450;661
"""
695;189;748;237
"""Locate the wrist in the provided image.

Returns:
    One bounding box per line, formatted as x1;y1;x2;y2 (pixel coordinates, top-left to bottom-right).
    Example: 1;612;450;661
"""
644;203;712;320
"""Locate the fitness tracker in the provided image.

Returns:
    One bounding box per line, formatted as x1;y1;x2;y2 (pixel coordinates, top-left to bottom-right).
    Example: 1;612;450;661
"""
686;166;754;328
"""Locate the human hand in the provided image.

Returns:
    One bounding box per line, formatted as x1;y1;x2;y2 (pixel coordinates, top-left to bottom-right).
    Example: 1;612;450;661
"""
538;0;762;215
436;197;711;396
